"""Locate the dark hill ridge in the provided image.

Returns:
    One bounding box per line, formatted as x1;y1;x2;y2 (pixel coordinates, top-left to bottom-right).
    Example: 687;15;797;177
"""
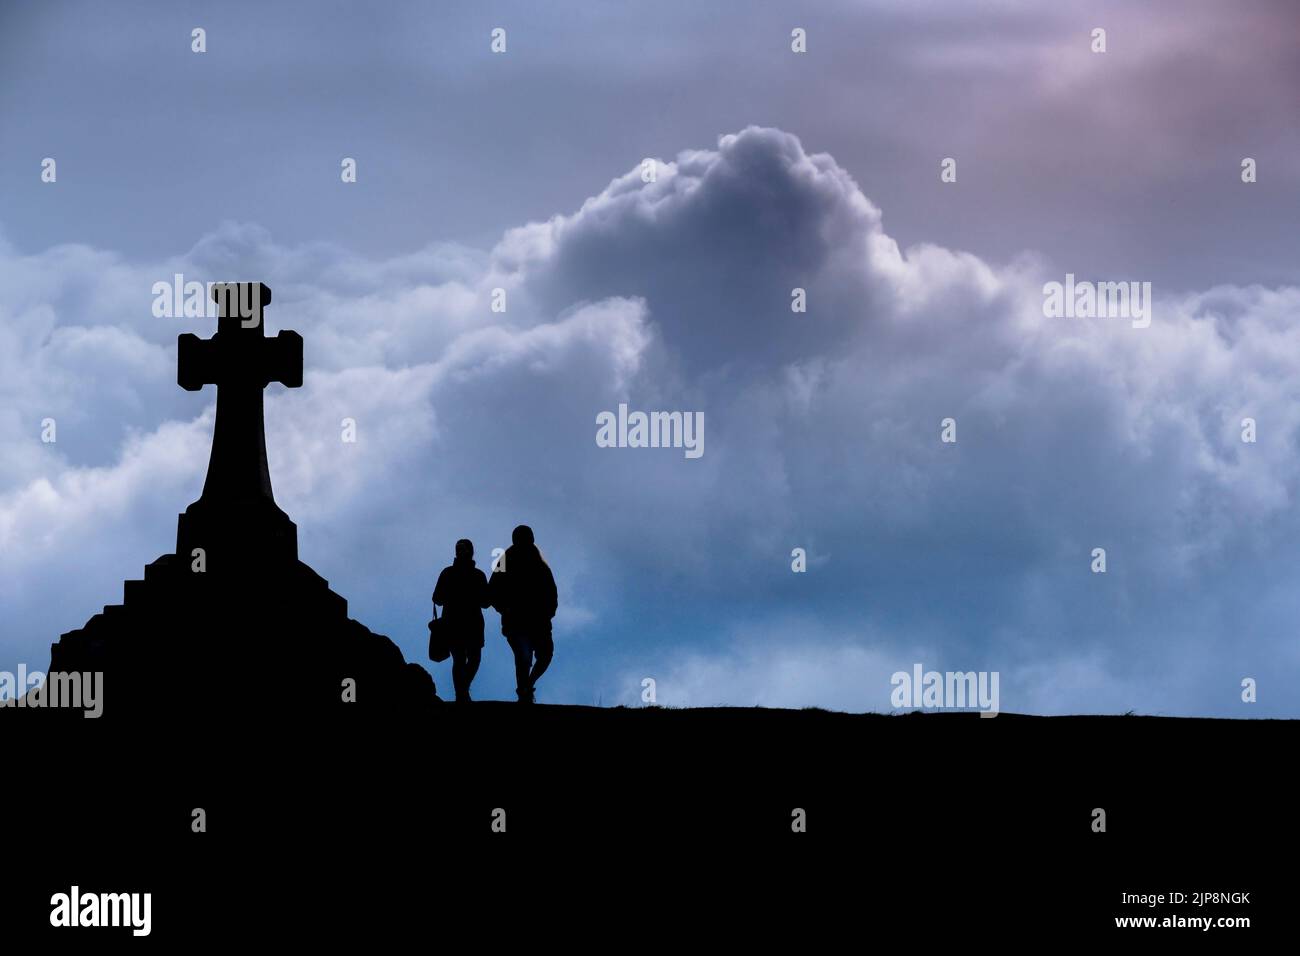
16;701;1290;833
8;702;1288;940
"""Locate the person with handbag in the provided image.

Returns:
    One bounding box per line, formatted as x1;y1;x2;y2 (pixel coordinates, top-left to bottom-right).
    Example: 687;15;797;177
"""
431;539;491;703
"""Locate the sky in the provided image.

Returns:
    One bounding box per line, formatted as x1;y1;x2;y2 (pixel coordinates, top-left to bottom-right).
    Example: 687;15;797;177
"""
1;0;1298;715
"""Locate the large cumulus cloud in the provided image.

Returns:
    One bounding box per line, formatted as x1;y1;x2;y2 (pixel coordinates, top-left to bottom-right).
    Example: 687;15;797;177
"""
2;127;1297;716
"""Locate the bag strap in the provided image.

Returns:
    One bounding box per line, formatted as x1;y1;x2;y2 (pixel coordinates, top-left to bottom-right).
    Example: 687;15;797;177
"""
432;602;439;620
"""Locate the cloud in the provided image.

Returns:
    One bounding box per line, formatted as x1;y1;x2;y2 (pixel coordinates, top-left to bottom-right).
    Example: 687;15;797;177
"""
1;126;1297;716
618;639;907;713
491;126;887;370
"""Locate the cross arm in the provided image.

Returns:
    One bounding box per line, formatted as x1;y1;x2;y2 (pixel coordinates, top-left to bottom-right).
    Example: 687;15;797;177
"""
263;330;304;388
177;332;213;391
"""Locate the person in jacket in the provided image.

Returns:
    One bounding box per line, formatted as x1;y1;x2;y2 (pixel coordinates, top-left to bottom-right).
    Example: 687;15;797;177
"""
433;539;491;703
488;525;557;704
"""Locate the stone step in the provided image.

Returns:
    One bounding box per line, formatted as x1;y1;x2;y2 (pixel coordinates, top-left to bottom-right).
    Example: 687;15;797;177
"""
123;578;147;605
144;554;180;582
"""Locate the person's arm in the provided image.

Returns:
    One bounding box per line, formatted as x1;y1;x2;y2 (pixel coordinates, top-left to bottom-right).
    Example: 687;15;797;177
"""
478;570;492;609
432;569;448;608
544;564;558;620
487;569;504;612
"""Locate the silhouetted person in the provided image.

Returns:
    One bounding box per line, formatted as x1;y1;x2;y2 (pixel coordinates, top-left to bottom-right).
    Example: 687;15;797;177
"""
489;525;558;703
433;539;491;703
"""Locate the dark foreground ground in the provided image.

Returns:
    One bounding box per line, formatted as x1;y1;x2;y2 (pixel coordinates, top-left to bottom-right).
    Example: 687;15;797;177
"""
4;704;1292;943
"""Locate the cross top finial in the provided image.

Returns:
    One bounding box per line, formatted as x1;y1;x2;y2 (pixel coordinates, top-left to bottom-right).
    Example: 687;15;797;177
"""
210;281;273;334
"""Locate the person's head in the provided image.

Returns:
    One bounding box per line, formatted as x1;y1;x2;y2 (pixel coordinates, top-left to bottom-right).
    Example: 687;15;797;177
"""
510;524;548;567
455;539;474;561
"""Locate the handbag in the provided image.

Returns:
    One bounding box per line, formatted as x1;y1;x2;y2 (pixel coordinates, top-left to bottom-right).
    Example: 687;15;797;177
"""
427;604;450;663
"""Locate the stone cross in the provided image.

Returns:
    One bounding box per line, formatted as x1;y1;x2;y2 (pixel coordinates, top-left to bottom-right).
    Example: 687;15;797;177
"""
178;283;302;506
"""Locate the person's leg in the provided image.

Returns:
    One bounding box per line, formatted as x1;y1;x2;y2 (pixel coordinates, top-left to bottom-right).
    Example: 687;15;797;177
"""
451;647;468;702
464;645;482;698
509;637;533;702
527;633;553;697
